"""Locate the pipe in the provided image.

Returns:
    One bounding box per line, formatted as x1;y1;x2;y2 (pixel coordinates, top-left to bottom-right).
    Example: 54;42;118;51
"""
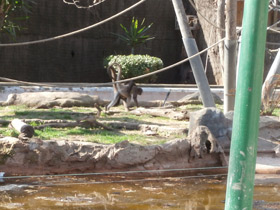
224;0;269;209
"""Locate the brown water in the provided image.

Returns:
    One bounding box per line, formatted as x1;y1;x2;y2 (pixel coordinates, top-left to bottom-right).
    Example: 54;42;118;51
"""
0;175;279;210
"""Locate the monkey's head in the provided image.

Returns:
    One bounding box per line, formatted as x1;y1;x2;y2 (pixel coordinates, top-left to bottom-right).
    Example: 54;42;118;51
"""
137;88;143;95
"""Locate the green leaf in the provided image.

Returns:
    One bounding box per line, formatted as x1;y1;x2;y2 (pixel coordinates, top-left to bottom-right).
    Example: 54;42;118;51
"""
113;17;154;54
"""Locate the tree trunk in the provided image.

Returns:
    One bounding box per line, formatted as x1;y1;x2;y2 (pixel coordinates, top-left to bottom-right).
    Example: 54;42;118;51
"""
11;119;34;138
193;0;224;85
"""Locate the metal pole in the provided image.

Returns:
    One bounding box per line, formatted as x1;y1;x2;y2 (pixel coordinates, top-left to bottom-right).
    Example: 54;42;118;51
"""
224;0;269;209
224;0;237;113
172;0;215;107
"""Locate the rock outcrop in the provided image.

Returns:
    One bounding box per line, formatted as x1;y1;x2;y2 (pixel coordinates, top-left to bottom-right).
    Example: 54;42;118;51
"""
189;108;231;150
0;135;227;176
1;92;104;108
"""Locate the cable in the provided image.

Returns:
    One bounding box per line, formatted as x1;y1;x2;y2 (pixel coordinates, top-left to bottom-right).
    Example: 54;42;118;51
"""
0;77;58;87
268;27;280;34
266;41;280;46
105;37;226;84
0;0;147;47
2;166;228;180
188;0;225;31
267;19;280;30
0;36;226;87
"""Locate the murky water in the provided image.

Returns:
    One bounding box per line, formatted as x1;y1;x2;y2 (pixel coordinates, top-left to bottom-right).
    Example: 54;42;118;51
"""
0;175;279;210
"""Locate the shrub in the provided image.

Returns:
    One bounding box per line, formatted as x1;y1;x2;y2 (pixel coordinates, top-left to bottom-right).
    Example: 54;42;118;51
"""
104;54;163;83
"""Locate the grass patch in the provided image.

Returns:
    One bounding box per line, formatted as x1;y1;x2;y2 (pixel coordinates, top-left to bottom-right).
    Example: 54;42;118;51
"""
0;128;18;138
0;104;225;145
271;108;280;116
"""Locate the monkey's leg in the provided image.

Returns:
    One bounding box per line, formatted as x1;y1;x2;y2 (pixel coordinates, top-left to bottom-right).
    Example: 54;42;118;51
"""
122;96;131;111
106;93;121;111
133;94;139;107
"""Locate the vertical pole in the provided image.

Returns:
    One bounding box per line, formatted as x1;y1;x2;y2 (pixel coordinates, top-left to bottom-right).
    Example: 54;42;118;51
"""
172;0;215;107
217;0;225;70
224;0;237;113
224;0;269;210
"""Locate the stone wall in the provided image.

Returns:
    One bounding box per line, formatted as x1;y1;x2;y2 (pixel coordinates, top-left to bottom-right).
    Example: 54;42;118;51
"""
0;0;278;84
0;0;184;84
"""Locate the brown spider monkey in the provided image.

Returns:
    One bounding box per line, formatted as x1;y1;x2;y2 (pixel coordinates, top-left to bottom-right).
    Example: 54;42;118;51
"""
106;63;143;111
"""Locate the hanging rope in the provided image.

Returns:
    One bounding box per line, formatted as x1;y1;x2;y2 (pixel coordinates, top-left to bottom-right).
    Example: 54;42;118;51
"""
0;37;226;86
0;0;147;47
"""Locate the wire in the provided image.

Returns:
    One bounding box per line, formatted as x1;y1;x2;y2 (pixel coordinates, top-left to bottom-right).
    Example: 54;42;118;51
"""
2;166;228;180
188;0;225;31
101;37;226;85
2;17;277;87
0;36;226;87
0;0;147;47
0;77;58;87
267;41;280;46
268;27;280;34
267;19;280;30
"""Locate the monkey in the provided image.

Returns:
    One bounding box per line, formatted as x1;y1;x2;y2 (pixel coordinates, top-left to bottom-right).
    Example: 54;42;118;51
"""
106;63;143;111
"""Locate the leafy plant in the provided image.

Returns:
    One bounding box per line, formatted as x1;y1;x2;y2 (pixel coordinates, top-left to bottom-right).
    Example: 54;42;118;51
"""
0;0;35;39
114;17;154;54
104;54;163;83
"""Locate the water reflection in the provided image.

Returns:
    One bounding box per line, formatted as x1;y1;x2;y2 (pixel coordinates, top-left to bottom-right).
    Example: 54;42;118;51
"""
0;176;279;210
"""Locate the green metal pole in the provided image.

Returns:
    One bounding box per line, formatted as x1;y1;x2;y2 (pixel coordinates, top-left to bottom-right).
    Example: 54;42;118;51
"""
224;0;269;210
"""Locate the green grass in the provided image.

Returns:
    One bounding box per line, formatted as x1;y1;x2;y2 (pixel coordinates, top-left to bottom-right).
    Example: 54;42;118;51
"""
0;129;18;138
271;108;280;116
32;126;163;145
5;103;271;146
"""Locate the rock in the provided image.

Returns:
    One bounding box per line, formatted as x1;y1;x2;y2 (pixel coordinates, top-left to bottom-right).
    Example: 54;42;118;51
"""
189;108;229;139
172;91;223;105
0;136;226;176
222;112;280;152
188;126;227;166
258;116;280;152
2;92;104;108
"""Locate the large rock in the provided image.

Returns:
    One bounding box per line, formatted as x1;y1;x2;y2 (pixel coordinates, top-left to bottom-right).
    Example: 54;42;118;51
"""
1;92;104;108
224;112;280;153
0;136;227;176
189;108;231;150
189;108;229;138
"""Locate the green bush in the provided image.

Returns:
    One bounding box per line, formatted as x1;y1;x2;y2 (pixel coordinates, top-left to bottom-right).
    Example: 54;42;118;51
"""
104;54;163;83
